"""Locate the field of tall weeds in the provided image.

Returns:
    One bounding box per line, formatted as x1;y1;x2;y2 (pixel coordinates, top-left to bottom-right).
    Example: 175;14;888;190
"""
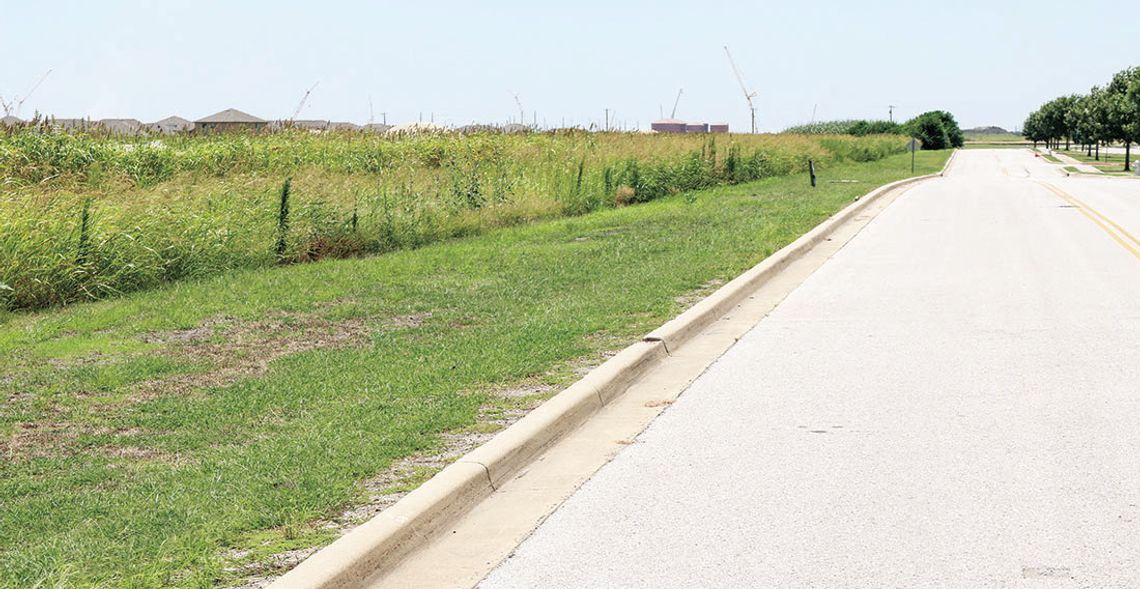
0;129;907;311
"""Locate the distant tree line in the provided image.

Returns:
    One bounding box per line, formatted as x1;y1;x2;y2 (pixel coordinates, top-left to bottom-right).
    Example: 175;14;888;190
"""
784;111;964;150
1023;67;1140;170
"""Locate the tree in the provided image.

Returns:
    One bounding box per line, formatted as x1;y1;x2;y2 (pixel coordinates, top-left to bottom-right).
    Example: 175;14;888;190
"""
1023;110;1045;149
1065;95;1093;154
1115;67;1140;171
926;110;964;148
906;112;951;150
901;111;962;150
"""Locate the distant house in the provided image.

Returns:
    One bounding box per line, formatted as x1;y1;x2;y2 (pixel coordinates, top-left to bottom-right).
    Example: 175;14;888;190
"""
98;118;144;135
1;115;22;127
48;117;95;132
194;109;268;133
328;121;360;131
709;123;729;133
289;119;330;131
362;123;392;133
148;116;193;134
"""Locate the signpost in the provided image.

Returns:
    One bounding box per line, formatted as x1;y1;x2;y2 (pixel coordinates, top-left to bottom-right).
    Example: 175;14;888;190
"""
909;137;919;174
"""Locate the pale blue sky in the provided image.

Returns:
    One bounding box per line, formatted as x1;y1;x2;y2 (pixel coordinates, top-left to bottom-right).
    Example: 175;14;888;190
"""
1;0;1134;132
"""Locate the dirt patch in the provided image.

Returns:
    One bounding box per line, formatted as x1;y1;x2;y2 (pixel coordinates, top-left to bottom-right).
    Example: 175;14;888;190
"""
673;278;725;310
139;316;234;344
495;383;555;398
387;312;432;328
221;401;530;589
223;546;323;589
5;312;382;462
127;314;375;404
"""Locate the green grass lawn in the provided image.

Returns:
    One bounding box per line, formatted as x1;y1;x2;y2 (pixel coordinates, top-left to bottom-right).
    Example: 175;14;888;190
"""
0;150;949;588
1048;147;1134;171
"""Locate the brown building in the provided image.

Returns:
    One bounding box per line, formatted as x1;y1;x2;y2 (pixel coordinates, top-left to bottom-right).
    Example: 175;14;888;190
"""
194;109;268;133
709;123;729;133
651;118;687;133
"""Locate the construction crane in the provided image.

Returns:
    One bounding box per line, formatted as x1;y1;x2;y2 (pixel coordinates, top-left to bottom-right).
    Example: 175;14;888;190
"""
289;81;319;121
512;92;525;125
670;88;683;119
1;69;52;117
723;46;757;133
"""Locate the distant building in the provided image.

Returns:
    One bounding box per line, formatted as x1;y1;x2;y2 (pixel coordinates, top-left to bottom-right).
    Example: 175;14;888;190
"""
651;118;686;133
98;118;144;135
148;116;193;134
194;109;268;133
685;122;708;133
289;119;330;131
363;123;392;133
1;115;21;127
48;117;94;131
709;123;729;133
327;121;360;131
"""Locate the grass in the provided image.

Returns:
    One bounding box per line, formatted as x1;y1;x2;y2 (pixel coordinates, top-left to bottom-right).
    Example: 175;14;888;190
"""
962;142;1031;150
0;130;906;311
1046;146;1135;171
962;132;1027;144
0;150;949;588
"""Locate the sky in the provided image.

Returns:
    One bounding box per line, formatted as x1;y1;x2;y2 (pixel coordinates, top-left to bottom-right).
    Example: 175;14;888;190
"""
0;0;1135;132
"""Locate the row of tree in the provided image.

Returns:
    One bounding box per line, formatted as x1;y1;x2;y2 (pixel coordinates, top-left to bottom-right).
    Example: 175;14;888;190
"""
783;111;964;150
1023;67;1140;171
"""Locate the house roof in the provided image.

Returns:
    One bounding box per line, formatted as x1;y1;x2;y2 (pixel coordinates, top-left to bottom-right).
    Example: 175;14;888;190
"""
288;119;329;129
95;119;143;134
152;116;192;126
195;109;266;124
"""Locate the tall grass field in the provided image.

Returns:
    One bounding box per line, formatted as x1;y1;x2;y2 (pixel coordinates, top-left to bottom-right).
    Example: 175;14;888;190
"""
0;129;907;311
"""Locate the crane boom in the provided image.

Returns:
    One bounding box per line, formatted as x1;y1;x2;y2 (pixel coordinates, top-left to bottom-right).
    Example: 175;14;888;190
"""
7;69;52;117
723;46;758;133
670;88;683;119
290;81;319;121
512;93;525;125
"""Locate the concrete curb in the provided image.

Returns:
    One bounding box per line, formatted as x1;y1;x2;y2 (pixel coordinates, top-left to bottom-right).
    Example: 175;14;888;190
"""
646;150;954;352
269;151;955;589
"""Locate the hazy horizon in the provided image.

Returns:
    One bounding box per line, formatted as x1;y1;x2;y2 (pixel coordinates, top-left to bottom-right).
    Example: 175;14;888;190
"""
1;0;1134;132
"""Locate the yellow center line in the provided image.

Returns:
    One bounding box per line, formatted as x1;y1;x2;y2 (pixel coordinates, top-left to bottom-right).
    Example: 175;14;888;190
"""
1038;181;1140;260
1041;182;1140;247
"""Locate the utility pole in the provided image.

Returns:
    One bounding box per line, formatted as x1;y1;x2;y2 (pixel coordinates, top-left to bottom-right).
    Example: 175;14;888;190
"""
889;104;896;123
604;108;610;132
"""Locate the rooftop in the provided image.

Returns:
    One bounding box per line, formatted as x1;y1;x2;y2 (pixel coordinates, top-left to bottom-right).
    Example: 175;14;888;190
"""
195;109;266;124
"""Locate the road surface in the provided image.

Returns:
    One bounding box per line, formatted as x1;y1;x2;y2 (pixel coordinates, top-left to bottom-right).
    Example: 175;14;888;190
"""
480;150;1140;589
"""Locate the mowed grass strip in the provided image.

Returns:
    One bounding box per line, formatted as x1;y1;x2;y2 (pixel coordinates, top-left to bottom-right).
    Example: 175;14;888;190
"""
0;150;949;588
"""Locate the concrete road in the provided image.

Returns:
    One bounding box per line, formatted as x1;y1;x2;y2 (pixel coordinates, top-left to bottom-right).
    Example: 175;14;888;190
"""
480;150;1140;589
